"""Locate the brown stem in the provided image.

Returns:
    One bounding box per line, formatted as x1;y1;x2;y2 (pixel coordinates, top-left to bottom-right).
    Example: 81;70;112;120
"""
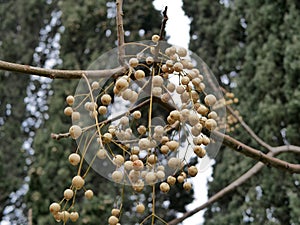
116;0;125;66
159;6;168;41
0;60;126;79
168;144;300;225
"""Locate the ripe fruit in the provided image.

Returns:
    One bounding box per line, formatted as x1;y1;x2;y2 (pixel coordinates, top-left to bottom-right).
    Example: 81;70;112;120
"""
64;189;74;200
72;175;85;189
167;176;176;185
177;47;187;57
181;76;190;85
204;94;217;106
202;136;211;145
66;95;75;106
174;62;183;72
64;107;73;116
136;203;145;213
138;138;150;149
156;170;165;180
85;189;94;199
71;111;80;121
166;140;179;151
146;56;154;64
97;148;107;159
160;182;170;193
112;170;123;183
70;212;79;222
69;125;82;139
160;145;169;154
68;153;81;166
152;75;163;87
113;155;124;167
133;160;144;171
205;118;217;131
152;34;160;42
129;58;139;67
111;208;120;217
49;202;61;214
188;166;198;177
61;211;70;223
134;70;145;80
183;181;192;191
101;94;112;105
115;78;129;91
91;81;100;89
103;132;113;143
194;146;206;158
168;157;180;169
145;172;157;185
108;215;119;225
188;113;199;126
177;175;185;183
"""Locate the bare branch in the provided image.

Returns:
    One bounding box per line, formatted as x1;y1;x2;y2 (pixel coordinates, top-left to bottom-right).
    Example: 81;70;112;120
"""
214;130;300;173
226;104;272;151
51;132;70;140
116;0;126;66
168;144;300;224
0;60;127;79
159;6;168;41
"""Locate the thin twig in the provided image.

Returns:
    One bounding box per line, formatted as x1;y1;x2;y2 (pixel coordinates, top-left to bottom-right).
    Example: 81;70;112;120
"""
0;60;126;79
159;6;168;41
168;144;300;225
116;0;126;65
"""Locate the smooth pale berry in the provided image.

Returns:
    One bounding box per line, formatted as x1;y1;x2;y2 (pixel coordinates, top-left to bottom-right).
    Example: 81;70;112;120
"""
134;70;145;80
146;56;154;65
64;189;74;200
124;161;133;170
71;111;80;121
101;94;112;105
97;148;107;159
165;46;176;56
160;145;169;154
167;82;175;92
188;166;198;177
147;154;157;164
85;189;94;199
154;126;164;135
61;211;70;223
204;94;217;106
91;81;100;89
113;155;124;167
136;203;145;214
177;47;187;57
151;34;160;42
98;106;107;115
205;118;217;131
111;208;120;217
138;138;150;149
167;176;176;185
129;58;139;67
202;136;210;145
168;157;181;169
208;111;218;119
68;153;81;166
133;160;144;171
174;62;183;72
132;179;144;192
170;110;181;120
181;76;190;85
112;170;123;183
72;175;85;189
194;146;206;158
160;182;170;193
115;78;128;91
152;76;163;87
49;202;61;214
66;95;75;106
132;110;141;119
64;107;73;116
69;125;82;139
145;172;157;185
156;170;165;180
108;215;119;225
183;181;192;191
175;85;185;95
166;140;179;151
177;175;185;183
137;125;147;135
188;113;199;126
103;133;113;143
70;212;79;222
152;87;162;96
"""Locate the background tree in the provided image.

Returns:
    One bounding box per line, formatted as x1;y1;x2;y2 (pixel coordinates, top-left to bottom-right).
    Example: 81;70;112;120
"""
183;0;300;224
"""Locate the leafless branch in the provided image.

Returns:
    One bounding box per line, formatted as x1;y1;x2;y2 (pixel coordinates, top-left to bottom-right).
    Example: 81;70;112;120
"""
168;143;300;225
116;0;125;66
0;60;127;79
159;6;168;41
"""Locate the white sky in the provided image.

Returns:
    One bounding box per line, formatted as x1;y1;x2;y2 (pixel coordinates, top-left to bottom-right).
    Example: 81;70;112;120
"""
153;1;213;224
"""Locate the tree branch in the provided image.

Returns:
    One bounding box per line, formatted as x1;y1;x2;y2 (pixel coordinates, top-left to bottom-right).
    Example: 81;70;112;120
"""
116;0;125;66
0;60;127;79
168;144;300;225
159;6;168;41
